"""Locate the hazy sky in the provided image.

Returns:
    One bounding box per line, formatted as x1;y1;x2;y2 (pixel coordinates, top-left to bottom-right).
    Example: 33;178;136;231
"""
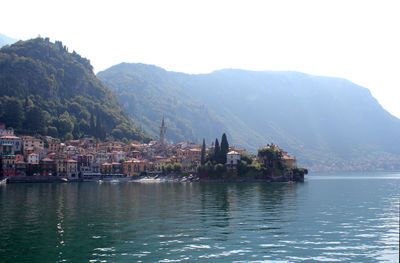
2;0;400;117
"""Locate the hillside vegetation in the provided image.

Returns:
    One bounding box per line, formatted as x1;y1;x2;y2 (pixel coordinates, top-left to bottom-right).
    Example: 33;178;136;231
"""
98;63;228;144
0;38;150;142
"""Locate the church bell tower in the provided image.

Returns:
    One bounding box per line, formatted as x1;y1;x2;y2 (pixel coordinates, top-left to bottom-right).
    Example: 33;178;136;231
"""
159;116;167;146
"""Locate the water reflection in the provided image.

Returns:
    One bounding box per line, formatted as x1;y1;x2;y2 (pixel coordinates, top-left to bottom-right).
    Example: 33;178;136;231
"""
0;177;399;262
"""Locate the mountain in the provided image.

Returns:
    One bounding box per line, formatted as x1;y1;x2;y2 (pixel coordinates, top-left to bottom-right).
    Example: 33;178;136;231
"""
0;34;18;48
99;63;400;171
0;38;150;142
97;63;228;144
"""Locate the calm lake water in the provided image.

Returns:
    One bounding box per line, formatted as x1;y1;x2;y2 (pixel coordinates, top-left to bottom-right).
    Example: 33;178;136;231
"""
0;173;399;262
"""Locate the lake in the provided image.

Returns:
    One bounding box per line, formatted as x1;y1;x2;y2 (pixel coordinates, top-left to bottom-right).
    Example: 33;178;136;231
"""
0;173;399;262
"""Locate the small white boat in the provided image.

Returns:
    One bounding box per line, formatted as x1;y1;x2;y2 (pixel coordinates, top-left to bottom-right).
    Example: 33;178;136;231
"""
0;178;8;185
110;179;120;183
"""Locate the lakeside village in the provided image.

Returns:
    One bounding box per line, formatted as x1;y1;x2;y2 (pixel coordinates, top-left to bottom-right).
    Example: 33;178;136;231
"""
0;118;307;183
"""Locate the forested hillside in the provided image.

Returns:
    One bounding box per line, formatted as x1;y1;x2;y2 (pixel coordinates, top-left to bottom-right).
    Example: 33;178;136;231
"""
98;63;228;144
0;38;150;142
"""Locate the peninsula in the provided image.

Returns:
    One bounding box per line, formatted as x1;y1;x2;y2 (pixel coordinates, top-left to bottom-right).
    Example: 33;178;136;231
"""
0;120;307;183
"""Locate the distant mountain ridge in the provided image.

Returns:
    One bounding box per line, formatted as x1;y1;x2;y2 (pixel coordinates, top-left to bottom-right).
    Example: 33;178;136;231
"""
0;33;18;48
0;38;150;142
98;63;400;171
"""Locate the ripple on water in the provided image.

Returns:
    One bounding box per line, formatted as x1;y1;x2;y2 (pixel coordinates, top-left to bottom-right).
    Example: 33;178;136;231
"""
1;175;399;262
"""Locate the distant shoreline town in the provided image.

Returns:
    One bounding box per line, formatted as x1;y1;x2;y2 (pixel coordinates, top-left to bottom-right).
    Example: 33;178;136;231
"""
0;118;307;183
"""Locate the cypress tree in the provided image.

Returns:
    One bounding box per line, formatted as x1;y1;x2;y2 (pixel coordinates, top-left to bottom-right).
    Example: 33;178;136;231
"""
220;133;229;164
201;138;206;165
214;138;220;163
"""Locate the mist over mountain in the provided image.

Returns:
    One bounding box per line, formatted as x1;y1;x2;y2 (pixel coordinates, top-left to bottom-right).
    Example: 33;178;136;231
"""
0;38;150;142
99;63;400;171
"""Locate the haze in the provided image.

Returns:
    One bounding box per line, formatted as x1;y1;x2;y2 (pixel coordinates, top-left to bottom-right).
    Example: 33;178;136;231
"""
2;0;399;117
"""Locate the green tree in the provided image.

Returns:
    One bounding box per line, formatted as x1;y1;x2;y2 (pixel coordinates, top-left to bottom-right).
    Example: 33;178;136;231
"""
220;133;229;164
57;111;74;137
257;147;282;169
165;163;173;173
214;163;226;176
214;138;220;162
25;106;46;134
47;126;58;137
173;163;182;173
1;98;24;130
201;138;206;165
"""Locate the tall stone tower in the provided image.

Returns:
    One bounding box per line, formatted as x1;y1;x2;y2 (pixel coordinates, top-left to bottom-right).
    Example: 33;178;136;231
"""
159;116;167;146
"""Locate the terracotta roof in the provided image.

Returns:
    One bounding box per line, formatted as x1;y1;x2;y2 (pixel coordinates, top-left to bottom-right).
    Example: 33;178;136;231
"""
282;155;296;160
0;135;20;139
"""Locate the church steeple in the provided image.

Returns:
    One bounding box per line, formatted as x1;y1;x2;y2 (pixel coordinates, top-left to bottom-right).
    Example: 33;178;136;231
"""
159;116;167;146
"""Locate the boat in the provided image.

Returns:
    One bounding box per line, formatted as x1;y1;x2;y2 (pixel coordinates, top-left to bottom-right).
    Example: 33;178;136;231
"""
0;178;8;185
110;179;120;183
61;178;69;182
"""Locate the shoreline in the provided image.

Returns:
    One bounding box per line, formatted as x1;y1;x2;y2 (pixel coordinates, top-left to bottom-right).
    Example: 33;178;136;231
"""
1;174;304;184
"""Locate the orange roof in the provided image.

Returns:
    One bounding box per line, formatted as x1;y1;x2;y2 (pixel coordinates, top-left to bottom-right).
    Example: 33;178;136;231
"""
0;135;20;139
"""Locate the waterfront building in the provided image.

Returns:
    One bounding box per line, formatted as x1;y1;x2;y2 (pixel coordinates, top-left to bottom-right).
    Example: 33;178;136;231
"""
15;161;27;176
66;159;78;178
92;163;100;174
100;163;112;174
1;154;16;176
27;163;40;176
122;159;150;176
226;151;241;171
40;158;55;176
52;154;68;177
77;154;92;173
100;162;122;175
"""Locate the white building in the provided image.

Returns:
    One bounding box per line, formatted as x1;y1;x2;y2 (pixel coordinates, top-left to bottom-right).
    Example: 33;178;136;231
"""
226;151;241;169
27;153;40;164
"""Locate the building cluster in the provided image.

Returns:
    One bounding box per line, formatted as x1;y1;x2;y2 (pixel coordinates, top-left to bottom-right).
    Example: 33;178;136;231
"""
0;119;297;179
0;120;246;178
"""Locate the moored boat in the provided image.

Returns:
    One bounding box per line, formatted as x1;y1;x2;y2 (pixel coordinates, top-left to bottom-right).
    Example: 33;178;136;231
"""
0;178;8;185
